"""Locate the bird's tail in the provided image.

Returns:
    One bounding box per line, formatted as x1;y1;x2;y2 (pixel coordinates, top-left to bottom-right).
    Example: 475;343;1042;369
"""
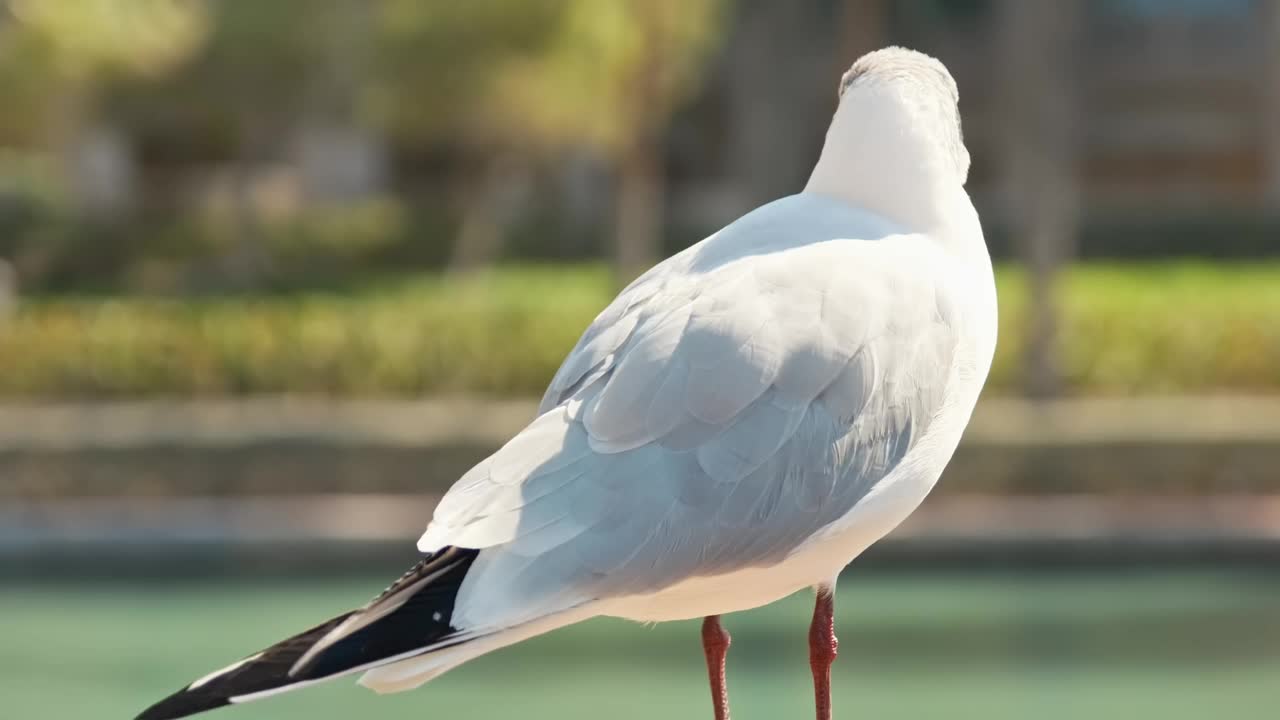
136;547;480;720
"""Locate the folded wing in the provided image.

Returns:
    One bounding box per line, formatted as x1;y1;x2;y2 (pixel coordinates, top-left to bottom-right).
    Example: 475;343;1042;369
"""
421;213;959;628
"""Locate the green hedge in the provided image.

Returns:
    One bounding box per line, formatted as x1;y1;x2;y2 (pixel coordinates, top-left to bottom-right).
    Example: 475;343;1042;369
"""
992;263;1280;394
0;262;1277;397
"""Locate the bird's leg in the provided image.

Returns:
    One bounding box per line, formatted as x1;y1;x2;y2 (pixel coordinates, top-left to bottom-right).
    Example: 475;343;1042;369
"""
701;615;732;720
809;587;839;720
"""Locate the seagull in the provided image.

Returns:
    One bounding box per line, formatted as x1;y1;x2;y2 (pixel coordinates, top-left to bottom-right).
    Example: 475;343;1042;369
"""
137;46;996;720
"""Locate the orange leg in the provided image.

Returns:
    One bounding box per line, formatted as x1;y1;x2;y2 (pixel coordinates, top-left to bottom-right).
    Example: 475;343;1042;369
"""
809;589;839;720
701;615;732;720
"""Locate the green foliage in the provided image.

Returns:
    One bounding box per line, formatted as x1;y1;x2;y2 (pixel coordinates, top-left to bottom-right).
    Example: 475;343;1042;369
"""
0;263;1277;398
0;0;731;291
0;205;405;294
104;1;352;149
0;0;208;142
370;0;567;145
989;263;1280;393
1048;263;1280;393
985;264;1280;394
501;0;728;153
6;0;207;80
371;0;727;155
0;266;612;397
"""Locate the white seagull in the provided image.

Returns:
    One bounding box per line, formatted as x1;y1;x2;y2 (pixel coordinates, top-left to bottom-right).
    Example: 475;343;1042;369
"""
138;46;996;720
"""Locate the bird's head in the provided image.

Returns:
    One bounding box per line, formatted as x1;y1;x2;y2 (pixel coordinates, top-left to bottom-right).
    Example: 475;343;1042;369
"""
832;46;969;186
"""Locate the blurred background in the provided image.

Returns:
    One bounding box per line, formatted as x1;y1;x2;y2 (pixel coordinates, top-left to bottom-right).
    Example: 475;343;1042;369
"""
2;0;1280;718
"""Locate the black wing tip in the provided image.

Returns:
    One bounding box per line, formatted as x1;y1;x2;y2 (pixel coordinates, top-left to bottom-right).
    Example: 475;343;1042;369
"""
131;611;355;720
135;688;230;720
133;548;480;720
297;547;479;678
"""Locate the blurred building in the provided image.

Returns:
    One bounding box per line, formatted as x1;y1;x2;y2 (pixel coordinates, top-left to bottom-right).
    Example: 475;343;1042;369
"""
675;0;1280;255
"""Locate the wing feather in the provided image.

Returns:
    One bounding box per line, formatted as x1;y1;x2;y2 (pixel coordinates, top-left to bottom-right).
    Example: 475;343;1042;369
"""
422;195;960;628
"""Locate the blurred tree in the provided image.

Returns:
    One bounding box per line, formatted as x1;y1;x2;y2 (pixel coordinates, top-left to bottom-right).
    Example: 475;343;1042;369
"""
996;0;1081;400
0;0;207;218
4;0;204;78
835;0;887;89
295;0;388;205
0;256;14;323
374;1;727;280
155;1;322;285
1264;0;1280;210
724;0;885;212
3;1;728;285
109;1;386;286
512;0;728;282
371;0;566;273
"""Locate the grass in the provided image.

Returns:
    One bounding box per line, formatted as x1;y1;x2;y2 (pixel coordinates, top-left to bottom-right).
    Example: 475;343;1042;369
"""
1;262;1278;397
4;569;1279;720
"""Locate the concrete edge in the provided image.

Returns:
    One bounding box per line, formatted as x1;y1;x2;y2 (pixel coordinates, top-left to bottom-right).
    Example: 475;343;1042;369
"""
6;493;1280;550
2;395;1280;451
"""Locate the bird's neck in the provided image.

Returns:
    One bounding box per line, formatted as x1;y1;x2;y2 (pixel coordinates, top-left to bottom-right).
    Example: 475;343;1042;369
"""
804;95;964;233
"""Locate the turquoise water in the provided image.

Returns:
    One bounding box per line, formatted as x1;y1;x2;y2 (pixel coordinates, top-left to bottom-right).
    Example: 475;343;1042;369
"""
3;570;1278;719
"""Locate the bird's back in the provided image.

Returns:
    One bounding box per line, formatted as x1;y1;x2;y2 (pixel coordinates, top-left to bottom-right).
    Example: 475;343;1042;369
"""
418;192;993;626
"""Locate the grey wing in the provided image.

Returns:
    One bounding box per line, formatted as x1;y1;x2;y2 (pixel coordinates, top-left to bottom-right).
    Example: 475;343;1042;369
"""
420;238;959;625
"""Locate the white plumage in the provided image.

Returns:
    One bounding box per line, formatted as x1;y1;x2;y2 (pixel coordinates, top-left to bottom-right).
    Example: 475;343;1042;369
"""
137;46;998;720
367;47;996;693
